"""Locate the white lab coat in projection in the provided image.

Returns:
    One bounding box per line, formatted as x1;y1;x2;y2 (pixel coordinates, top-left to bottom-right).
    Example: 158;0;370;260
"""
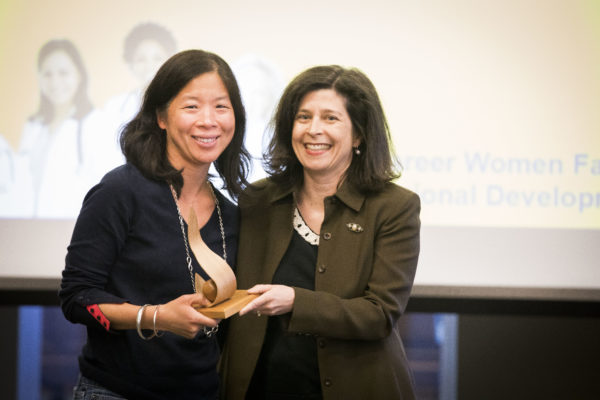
0;135;33;218
17;111;110;218
101;88;142;169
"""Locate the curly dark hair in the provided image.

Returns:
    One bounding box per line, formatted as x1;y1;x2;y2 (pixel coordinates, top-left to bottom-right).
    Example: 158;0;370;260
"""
120;49;250;198
123;23;177;64
265;65;401;193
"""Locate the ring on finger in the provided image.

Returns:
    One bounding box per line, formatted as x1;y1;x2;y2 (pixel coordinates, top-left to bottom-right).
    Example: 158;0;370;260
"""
256;310;262;317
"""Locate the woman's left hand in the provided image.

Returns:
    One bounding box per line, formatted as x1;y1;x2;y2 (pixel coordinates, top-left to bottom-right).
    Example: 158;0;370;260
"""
239;284;295;317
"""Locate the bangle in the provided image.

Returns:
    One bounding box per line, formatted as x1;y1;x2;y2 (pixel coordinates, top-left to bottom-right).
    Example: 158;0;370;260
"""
136;304;156;340
153;304;164;337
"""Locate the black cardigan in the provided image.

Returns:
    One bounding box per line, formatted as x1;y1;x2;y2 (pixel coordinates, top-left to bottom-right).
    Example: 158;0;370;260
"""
59;163;239;400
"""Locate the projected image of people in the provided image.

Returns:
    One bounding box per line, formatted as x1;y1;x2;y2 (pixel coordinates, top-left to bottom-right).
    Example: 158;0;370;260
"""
0;134;19;216
102;22;177;169
232;54;283;182
17;39;104;218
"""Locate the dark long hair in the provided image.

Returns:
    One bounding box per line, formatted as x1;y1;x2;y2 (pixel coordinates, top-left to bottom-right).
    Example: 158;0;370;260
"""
266;65;400;193
120;49;250;198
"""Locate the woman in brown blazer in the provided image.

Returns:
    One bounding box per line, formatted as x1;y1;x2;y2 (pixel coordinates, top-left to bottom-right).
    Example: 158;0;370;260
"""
220;65;421;400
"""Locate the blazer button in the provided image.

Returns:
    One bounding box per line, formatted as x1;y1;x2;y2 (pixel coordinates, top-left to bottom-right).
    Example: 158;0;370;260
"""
318;264;327;273
318;338;326;348
323;232;332;240
324;378;332;387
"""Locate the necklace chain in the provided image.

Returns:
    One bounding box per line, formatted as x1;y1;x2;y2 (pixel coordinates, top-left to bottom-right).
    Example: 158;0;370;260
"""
211;184;227;261
169;183;227;293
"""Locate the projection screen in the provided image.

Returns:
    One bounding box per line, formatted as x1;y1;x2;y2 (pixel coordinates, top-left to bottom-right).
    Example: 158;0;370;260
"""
1;0;599;304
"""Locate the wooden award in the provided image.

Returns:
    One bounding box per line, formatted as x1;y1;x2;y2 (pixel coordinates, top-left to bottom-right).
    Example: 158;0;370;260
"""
187;208;256;319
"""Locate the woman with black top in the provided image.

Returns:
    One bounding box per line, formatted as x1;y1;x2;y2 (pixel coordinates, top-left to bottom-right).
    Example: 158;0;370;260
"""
60;49;250;400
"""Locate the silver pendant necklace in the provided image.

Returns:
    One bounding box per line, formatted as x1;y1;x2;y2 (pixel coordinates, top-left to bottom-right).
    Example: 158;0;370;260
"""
169;182;227;293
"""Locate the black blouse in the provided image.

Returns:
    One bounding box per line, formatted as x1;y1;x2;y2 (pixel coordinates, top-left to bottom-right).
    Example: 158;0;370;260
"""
246;229;323;400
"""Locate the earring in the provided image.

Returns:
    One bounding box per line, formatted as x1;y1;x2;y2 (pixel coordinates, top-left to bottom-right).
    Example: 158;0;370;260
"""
353;147;361;155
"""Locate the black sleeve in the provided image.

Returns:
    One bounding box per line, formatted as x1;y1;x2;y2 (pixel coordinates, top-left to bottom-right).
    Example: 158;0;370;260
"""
59;169;133;330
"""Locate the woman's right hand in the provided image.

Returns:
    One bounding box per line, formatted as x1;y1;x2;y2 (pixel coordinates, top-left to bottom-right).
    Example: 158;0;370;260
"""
239;284;295;317
155;293;220;339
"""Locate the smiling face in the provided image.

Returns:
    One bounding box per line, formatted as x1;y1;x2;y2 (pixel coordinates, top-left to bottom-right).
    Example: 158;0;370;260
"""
38;50;81;107
158;71;235;173
292;89;360;183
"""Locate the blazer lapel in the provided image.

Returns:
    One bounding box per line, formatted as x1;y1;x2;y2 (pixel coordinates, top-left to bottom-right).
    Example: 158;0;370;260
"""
261;198;294;283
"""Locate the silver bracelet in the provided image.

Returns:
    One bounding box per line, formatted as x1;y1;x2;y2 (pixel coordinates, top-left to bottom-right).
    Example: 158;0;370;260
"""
136;304;156;340
153;304;164;337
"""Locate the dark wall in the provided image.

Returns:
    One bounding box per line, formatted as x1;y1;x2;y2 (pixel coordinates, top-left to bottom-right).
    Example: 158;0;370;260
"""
0;307;18;400
458;314;600;400
2;301;600;400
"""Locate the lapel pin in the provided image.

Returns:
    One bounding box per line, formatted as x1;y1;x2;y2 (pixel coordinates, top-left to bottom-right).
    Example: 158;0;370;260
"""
346;222;363;233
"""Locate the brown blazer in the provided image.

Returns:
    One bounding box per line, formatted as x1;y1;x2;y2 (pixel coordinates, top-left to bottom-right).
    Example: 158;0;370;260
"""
220;179;421;400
